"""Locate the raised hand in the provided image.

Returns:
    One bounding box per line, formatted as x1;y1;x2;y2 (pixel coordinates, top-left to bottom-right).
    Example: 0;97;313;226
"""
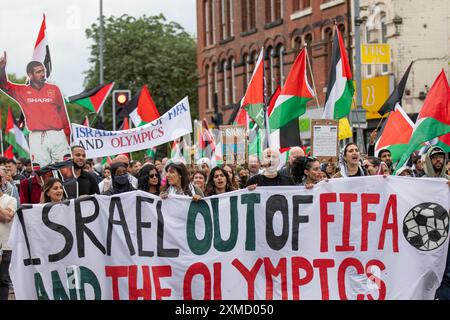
0;51;6;69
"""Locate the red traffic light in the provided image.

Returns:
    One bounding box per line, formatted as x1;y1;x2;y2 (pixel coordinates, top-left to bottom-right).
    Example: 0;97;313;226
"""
113;90;131;107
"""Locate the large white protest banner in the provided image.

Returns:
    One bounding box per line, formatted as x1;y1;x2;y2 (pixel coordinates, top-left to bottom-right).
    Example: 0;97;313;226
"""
9;177;450;300
71;97;192;158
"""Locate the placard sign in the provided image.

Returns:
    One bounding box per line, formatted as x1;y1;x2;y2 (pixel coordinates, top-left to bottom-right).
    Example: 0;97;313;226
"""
220;125;247;165
311;119;339;162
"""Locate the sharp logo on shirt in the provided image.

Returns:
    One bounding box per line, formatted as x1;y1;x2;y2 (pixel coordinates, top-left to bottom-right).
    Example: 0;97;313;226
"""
27;98;52;103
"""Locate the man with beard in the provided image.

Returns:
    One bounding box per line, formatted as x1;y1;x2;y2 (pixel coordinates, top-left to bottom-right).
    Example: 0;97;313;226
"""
72;145;100;197
0;52;71;167
377;149;393;174
246;148;294;189
423;146;450;300
279;146;305;178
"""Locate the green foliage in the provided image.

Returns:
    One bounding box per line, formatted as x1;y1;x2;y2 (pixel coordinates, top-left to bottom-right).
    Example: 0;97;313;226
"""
84;14;198;131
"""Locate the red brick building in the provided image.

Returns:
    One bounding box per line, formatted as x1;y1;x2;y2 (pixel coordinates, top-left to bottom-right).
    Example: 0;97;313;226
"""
197;0;352;125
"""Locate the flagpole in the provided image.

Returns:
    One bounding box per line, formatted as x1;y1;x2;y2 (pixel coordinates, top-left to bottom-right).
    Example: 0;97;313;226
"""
304;44;323;117
0;130;3;155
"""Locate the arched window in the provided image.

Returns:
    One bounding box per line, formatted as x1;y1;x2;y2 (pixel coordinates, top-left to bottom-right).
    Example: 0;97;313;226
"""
230;57;236;104
324;27;334;79
222;60;229;105
206;65;212;109
278;45;285;87
266;47;276;95
305;33;314;85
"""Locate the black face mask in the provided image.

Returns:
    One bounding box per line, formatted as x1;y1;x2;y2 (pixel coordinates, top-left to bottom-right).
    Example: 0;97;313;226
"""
114;174;129;186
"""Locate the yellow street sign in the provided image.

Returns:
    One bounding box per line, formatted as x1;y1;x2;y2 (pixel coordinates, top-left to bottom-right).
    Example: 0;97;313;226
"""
361;44;391;64
351;75;391;120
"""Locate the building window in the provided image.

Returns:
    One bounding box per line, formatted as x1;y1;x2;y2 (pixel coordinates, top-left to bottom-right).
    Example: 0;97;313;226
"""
212;63;218;96
278;45;285;87
204;1;210;46
365;24;372;77
223;60;229;105
380;13;389;74
242;0;256;32
324;27;334;79
293;0;310;11
265;0;283;23
221;0;234;39
305;33;314;85
266;47;276;95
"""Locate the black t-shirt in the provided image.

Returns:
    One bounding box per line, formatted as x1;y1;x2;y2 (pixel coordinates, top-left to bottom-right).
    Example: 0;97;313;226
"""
77;170;100;196
246;173;294;187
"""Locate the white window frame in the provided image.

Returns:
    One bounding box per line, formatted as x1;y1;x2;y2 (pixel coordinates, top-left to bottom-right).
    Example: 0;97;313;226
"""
223;60;229;105
205;1;211;46
279;46;285;87
206;66;212;109
221;0;227;39
231;58;236;103
229;0;234;36
212;0;216;44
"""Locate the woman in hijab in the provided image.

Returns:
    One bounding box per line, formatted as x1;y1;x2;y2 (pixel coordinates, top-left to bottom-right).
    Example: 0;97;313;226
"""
101;162;135;195
333;142;366;178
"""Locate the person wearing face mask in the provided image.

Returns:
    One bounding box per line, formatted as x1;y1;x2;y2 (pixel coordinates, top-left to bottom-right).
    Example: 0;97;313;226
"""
72;145;100;197
246;148;294;190
101;162;136;195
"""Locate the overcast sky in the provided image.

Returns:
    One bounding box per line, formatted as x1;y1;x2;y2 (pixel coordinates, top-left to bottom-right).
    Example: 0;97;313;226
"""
0;0;197;95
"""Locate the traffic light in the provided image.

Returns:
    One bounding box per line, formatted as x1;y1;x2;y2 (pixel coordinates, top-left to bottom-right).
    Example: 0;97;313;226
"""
113;90;131;108
112;90;131;131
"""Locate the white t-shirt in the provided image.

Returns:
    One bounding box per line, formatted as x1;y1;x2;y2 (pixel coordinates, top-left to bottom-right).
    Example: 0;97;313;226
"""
0;193;18;250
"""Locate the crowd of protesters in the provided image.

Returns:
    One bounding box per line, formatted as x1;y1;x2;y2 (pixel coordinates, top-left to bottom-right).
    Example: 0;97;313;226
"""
0;136;450;300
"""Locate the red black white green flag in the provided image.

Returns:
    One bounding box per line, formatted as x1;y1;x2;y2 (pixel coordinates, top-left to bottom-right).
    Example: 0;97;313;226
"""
396;70;450;170
322;25;355;120
66;82;115;114
32;14;52;78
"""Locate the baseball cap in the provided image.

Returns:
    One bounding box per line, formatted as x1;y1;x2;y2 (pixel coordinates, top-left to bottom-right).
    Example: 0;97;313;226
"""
430;147;445;157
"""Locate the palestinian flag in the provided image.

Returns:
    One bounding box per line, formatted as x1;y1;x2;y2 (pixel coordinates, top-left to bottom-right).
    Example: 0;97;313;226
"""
101;156;114;166
200;118;216;160
120;117;130;131
242;48;265;128
66;82;115;114
82;115;89;127
5;107;30;158
122;85;160;127
270;86;302;153
322;25;355;120
378;62;413;116
396;70;450;169
375;103;414;164
146;147;157;159
270;49;314;130
436;133;450;152
4;146;14;160
32;14;52;78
